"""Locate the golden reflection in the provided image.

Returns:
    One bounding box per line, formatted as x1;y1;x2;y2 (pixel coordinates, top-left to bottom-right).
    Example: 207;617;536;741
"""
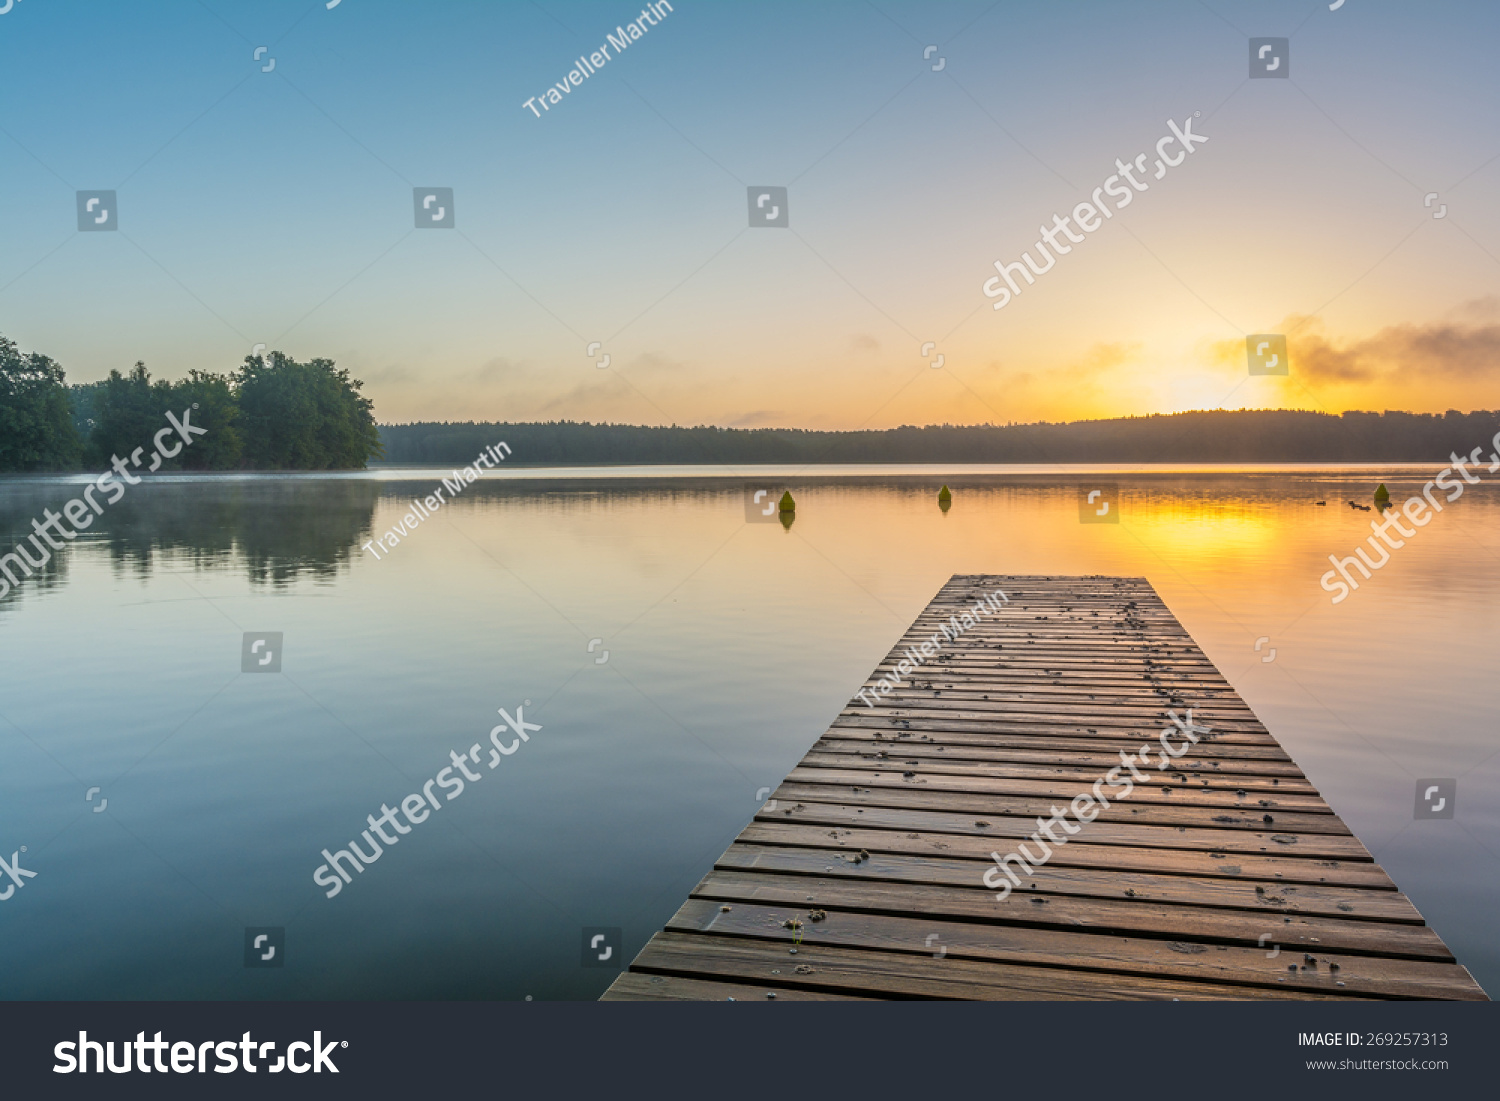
1113;495;1287;561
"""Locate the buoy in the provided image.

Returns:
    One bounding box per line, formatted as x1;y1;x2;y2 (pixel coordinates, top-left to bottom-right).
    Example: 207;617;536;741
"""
1374;483;1390;507
778;490;795;513
938;485;952;503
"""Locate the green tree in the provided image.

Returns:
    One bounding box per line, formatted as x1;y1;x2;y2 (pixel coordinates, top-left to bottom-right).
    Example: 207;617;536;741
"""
169;370;242;470
68;380;106;443
85;361;175;469
0;334;82;472
235;352;381;469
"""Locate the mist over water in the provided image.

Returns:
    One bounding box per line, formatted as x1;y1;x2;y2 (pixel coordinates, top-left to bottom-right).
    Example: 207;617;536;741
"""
1;466;1496;999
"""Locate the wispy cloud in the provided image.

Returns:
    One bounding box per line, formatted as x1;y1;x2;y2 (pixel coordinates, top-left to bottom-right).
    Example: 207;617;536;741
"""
1212;304;1500;385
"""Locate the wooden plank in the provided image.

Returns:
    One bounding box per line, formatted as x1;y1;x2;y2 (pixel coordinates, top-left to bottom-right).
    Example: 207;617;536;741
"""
818;729;1296;761
783;766;1331;812
599;970;871;1001
750;800;1373;859
713;844;1421;922
810;741;1314;786
604;575;1487;1002
832;716;1280;745
797;752;1321;795
691;869;1453;960
736;821;1395;889
622;931;1365;1001
665;901;1487;1001
766;783;1351;835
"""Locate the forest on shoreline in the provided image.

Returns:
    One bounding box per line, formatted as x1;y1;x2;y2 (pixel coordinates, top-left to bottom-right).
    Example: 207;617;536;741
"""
379;409;1500;466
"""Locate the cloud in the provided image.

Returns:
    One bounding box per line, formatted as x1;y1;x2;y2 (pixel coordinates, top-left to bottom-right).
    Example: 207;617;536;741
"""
535;374;642;415
1006;341;1142;389
1073;342;1142;375
725;409;786;427
474;357;527;384
1445;296;1500;323
623;351;689;376
1210;305;1500;384
349;361;418;384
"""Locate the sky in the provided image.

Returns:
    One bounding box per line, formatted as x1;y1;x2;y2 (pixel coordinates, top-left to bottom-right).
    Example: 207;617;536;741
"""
2;0;1498;429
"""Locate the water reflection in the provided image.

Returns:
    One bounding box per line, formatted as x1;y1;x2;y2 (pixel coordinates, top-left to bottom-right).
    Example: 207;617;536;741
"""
0;479;382;604
0;467;1494;1000
0;467;1481;606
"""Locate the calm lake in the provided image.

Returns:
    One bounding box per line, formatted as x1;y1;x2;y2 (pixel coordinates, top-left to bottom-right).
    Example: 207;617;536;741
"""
1;465;1496;999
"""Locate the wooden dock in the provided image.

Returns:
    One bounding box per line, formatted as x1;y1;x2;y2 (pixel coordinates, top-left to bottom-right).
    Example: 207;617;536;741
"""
603;575;1487;1001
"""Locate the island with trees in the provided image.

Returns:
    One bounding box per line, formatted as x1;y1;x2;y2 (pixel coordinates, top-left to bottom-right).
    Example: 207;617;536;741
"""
1;333;381;473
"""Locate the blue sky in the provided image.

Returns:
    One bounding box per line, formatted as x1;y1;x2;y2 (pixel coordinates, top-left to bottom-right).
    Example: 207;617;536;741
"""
2;0;1498;427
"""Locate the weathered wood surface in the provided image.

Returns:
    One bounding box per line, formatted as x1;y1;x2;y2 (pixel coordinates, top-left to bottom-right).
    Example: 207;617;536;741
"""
604;576;1488;1001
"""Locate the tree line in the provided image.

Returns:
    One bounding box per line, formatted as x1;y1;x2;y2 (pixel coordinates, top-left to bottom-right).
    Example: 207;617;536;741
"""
379;409;1500;465
10;328;1497;471
0;333;382;472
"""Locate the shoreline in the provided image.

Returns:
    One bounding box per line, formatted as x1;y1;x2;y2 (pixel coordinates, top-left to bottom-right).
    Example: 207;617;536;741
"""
0;460;1470;485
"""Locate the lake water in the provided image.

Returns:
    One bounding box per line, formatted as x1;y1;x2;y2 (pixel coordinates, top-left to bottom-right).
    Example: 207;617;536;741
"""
1;465;1496;1000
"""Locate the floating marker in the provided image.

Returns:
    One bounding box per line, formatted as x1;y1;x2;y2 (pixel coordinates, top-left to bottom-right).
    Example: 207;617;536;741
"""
938;485;952;503
1374;483;1390;508
779;490;795;513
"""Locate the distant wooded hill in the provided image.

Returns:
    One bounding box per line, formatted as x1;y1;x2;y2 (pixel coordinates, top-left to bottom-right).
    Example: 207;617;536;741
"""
378;410;1500;466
